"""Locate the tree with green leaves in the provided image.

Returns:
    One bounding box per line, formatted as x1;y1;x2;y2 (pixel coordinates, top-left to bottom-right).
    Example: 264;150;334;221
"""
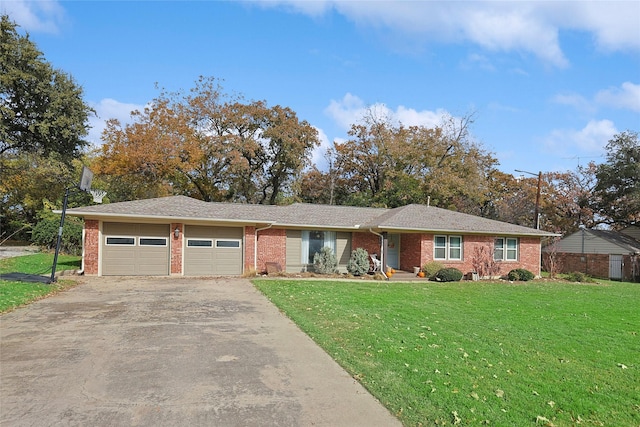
0;15;92;160
592;130;639;227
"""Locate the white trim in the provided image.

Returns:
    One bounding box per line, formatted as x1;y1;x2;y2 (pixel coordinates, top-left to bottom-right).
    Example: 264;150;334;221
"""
139;237;168;247
215;239;241;249
494;237;519;261
434;235;463;261
105;236;136;246
186;238;214;248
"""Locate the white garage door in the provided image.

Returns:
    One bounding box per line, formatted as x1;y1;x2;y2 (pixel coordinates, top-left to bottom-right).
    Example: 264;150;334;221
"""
184;225;243;276
102;223;170;276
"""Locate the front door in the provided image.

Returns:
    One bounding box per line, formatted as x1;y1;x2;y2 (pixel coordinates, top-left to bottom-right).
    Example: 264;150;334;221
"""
386;234;400;269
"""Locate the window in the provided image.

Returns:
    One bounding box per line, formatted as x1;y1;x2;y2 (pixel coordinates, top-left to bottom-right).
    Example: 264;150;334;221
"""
434;235;462;260
434;236;447;259
301;230;336;264
187;239;213;247
106;237;135;245
139;237;167;246
216;240;241;248
494;238;518;261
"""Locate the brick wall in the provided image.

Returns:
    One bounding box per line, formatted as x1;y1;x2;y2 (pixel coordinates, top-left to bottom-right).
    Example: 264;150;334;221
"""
401;234;542;277
543;252;639;281
256;228;287;273
244;226;256;273
399;233;423;271
170;223;183;275
351;232;381;257
83;220;99;275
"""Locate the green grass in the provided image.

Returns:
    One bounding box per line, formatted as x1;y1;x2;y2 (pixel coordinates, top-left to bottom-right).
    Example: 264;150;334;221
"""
0;253;82;313
253;278;640;426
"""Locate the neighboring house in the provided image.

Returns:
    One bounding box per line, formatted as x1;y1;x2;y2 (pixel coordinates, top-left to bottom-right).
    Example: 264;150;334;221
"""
65;195;555;278
542;226;640;282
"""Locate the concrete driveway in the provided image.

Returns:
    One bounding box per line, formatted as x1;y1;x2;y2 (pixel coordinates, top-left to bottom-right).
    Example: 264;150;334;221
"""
1;277;400;427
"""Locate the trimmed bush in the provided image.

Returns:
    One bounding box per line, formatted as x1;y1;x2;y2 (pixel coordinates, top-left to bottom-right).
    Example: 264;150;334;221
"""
422;261;444;280
31;216;83;255
507;268;535;281
565;271;594;283
313;246;338;274
434;267;463;282
347;248;370;276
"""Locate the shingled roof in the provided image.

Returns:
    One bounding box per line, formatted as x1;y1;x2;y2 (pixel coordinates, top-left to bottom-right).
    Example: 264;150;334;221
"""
66;196;554;236
363;204;551;236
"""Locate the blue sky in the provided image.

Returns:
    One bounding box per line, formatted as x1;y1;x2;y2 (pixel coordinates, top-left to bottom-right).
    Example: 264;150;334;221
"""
3;0;639;175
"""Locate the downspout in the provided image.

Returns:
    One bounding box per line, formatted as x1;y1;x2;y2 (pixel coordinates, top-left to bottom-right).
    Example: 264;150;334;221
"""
368;228;388;280
254;223;273;272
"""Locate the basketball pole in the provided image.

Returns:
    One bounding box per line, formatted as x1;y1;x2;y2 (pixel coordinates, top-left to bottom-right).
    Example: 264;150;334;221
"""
49;166;95;284
49;186;74;283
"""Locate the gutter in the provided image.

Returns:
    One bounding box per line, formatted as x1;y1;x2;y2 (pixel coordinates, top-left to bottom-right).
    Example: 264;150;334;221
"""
368;228;388;280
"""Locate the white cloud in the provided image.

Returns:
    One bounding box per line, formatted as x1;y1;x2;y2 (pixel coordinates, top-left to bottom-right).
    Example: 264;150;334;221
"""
87;98;145;146
595;82;640;112
567;2;640;52
310;126;331;169
0;0;65;33
249;1;640;67
324;92;367;130
325;93;449;132
462;53;496;72
544;119;617;155
552;93;595;114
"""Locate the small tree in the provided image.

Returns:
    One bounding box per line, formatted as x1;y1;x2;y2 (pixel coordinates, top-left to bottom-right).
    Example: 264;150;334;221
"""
471;244;501;278
347;247;370;276
542;237;563;278
313;246;338;274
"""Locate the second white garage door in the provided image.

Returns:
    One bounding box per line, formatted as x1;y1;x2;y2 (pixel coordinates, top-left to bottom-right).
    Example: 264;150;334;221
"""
184;225;243;275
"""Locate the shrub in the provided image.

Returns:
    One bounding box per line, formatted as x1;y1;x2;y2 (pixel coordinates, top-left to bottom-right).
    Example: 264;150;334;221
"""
565;271;594;283
422;261;444;280
507;268;535;281
434;267;463;282
313;246;338;274
347;248;370;276
31;216;83;255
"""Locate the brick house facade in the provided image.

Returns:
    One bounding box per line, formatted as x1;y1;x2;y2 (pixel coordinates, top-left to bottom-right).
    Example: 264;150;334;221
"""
69;196;554;278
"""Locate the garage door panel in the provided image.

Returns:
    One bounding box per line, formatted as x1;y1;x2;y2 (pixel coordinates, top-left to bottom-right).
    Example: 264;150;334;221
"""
184;226;243;276
102;223;169;276
102;248;137;275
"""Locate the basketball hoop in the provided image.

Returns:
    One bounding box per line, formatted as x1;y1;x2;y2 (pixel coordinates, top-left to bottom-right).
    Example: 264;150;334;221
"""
90;189;107;204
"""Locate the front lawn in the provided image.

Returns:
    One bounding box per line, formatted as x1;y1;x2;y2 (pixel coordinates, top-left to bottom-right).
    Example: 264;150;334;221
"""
0;253;81;313
253;278;639;426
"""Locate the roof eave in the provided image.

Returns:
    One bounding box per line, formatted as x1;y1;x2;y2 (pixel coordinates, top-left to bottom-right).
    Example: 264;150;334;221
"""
272;222;362;230
374;225;559;237
61;210;274;227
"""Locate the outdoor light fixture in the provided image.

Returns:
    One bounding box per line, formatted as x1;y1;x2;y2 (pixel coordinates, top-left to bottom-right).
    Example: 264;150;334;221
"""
174;227;180;238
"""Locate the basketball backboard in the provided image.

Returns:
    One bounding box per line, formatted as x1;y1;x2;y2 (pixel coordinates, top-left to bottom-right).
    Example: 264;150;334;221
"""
79;166;93;192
